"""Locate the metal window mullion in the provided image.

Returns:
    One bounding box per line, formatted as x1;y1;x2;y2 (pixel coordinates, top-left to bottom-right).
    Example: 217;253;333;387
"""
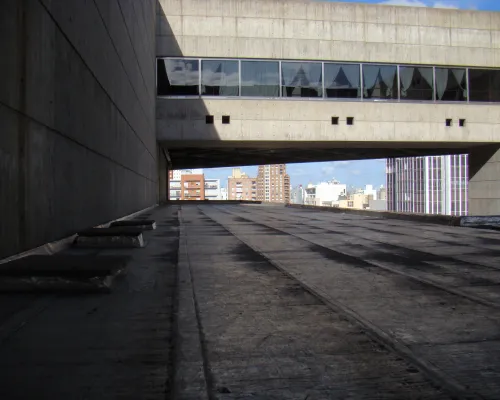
466;67;470;103
279;60;283;98
199;59;202;96
238;59;242;97
397;65;401;101
360;64;364;101
322;62;325;99
432;66;436;102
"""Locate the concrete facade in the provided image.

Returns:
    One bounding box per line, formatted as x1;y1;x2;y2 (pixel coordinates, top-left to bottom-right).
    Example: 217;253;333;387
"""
156;0;500;215
0;0;158;259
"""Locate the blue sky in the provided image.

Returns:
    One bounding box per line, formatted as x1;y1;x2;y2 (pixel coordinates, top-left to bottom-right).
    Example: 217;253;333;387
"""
204;0;499;189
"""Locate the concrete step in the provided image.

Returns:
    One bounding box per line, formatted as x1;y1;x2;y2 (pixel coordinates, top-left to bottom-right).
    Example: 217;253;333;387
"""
0;255;129;293
109;219;156;230
74;227;145;248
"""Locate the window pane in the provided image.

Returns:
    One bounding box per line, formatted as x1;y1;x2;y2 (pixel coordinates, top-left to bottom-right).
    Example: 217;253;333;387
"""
469;69;500;102
325;63;360;99
281;62;322;98
399;66;433;101
157;58;199;96
363;65;398;100
241;61;279;97
435;68;467;101
201;60;239;96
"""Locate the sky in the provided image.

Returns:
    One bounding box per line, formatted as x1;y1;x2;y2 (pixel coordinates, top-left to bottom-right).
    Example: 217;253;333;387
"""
203;0;499;189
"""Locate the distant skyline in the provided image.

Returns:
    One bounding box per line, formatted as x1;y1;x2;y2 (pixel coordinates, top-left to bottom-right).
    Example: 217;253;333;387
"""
203;159;386;189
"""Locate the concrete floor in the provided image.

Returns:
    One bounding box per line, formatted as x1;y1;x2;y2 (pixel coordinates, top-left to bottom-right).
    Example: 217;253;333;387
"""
1;204;500;399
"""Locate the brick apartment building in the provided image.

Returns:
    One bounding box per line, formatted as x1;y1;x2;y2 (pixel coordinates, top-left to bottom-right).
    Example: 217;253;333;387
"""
228;168;257;201
257;164;290;203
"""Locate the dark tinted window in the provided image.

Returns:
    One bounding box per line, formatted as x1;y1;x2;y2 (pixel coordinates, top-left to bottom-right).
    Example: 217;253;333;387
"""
363;65;398;100
241;61;280;97
469;69;500;102
201;60;239;96
435;68;467;101
399;66;434;101
325;63;360;99
282;62;322;98
157;59;199;96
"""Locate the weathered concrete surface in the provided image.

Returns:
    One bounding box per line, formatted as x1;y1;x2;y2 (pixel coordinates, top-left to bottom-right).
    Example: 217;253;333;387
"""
197;204;500;399
0;206;179;398
469;145;500;216
110;219;157;230
0;0;158;260
2;204;500;399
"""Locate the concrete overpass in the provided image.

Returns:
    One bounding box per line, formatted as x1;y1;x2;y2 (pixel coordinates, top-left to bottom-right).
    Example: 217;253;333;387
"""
1;0;500;260
156;0;500;215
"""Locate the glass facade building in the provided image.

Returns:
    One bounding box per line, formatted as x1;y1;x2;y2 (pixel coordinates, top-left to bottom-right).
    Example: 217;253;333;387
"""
386;155;468;216
157;58;500;103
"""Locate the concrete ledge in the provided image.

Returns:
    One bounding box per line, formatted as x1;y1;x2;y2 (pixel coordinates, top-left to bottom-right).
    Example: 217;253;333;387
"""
109;219;157;230
286;204;462;226
74;228;145;248
0;255;129;293
461;216;500;230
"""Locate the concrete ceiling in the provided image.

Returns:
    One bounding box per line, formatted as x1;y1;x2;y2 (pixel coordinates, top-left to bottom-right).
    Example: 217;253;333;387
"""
161;141;480;169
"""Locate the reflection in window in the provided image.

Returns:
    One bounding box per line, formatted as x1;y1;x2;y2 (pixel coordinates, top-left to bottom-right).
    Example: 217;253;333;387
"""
399;67;434;101
325;63;360;99
469;69;500;102
241;61;280;97
435;68;467;101
282;62;322;98
157;59;199;96
201;60;239;96
363;65;398;100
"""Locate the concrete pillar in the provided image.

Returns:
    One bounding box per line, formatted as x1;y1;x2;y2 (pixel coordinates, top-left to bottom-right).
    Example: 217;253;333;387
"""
468;145;500;216
158;146;167;204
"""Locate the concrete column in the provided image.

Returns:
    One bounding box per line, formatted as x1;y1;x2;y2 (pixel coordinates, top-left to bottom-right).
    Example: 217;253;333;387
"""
157;146;167;204
468;145;500;216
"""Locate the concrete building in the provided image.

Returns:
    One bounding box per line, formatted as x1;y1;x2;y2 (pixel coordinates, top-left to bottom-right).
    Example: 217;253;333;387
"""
204;178;222;200
387;155;468;216
257;165;290;203
156;0;500;216
378;186;387;201
291;185;306;205
304;179;347;207
228;168;257;201
338;192;370;210
364;185;378;201
220;187;228;201
2;0;500;260
181;174;205;200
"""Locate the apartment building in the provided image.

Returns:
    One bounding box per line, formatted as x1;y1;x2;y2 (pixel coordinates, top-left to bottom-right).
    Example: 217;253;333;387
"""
228;168;257;201
257;164;290;203
181;174;205;200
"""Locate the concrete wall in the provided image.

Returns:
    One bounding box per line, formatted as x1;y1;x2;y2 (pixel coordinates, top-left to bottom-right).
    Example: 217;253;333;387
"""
157;98;500;145
469;146;500;215
0;0;158;259
157;0;500;66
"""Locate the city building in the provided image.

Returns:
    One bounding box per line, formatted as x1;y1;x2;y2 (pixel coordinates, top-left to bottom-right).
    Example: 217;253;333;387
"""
338;191;368;210
257;165;290;203
220;188;228;201
304;179;347;207
204;179;222;201
378;186;387;201
387;155;468;216
228;168;257;201
181;174;205;200
364;185;378;200
290;185;306;205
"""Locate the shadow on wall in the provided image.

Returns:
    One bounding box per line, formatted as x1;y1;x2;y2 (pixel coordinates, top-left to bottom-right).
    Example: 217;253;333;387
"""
156;1;221;168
